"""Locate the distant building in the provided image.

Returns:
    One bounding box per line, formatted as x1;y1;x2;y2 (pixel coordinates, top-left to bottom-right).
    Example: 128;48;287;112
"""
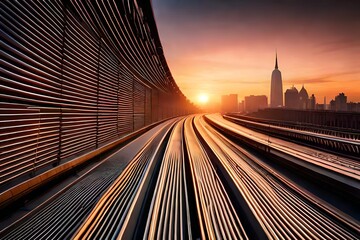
347;102;360;112
298;85;309;110
335;93;347;111
284;85;316;110
329;99;335;111
309;94;316;110
327;93;360;112
284;86;299;109
244;95;268;113
316;103;326;110
221;94;238;113
316;97;327;110
238;100;244;113
270;53;283;107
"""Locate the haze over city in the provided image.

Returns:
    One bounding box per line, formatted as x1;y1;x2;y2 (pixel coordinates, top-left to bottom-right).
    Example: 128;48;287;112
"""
152;0;360;107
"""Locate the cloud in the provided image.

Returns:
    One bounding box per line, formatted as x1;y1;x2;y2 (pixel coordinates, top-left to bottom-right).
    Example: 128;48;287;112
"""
202;79;268;84
316;38;360;54
286;77;335;85
287;71;360;84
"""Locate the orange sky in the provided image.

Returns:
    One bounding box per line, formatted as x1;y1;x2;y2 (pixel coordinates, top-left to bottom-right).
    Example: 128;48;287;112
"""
152;0;360;106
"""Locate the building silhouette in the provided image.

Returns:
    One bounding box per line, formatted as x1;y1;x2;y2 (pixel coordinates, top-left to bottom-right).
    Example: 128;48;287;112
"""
221;94;238;113
244;95;268;113
298;85;309;110
330;93;347;111
309;94;316;110
284;86;299;109
284;85;316;110
335;93;347;111
347;102;360;112
270;53;283;107
238;100;245;113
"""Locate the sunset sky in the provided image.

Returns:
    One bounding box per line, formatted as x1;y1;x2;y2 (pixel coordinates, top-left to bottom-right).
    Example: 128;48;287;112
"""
152;0;360;107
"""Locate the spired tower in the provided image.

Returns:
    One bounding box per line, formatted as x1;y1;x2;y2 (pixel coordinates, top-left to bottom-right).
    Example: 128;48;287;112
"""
270;53;283;107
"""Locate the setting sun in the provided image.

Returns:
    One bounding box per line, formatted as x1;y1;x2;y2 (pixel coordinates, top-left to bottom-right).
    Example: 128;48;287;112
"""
198;94;209;104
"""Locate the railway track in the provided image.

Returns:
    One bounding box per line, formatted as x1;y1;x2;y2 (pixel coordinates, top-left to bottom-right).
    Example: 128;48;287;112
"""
223;115;360;158
184;117;249;239
0;120;176;239
194;115;359;239
1;173;117;239
143;119;192;239
1;115;359;239
206;114;360;182
226;114;360;140
74;117;250;239
72;120;175;239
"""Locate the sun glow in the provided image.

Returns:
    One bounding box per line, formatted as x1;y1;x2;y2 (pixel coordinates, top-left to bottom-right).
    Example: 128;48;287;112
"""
198;94;209;104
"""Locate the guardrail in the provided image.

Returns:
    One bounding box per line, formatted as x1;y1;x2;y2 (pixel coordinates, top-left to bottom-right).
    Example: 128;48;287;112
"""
205;115;360;197
224;115;360;159
226;114;360;140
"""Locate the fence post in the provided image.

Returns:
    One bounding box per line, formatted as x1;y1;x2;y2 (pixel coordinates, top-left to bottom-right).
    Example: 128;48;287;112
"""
96;38;102;148
57;1;68;166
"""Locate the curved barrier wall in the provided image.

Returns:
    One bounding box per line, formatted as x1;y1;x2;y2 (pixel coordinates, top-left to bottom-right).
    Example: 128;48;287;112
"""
0;1;195;191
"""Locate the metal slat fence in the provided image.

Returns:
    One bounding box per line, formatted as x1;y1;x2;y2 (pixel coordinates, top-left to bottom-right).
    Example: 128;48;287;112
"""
1;1;195;192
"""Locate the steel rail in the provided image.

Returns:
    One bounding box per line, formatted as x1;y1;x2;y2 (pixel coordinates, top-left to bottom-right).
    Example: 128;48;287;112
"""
2;174;116;240
195;115;359;239
224;115;360;157
72;120;177;239
226;114;360;140
184;116;248;239
143;119;192;239
225;115;360;145
0;120;175;239
206;114;360;181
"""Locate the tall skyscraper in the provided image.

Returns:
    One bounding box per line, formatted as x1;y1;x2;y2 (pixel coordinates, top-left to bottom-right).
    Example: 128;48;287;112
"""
270;53;283;107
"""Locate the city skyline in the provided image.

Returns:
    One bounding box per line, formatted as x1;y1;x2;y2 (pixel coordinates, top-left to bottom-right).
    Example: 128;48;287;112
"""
152;0;360;106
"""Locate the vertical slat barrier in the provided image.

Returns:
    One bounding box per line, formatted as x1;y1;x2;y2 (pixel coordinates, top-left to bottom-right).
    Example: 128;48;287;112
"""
1;1;64;187
0;1;63;106
133;80;145;130
158;92;170;119
118;67;134;134
157;92;164;120
0;1;196;193
145;88;152;125
151;90;159;123
31;107;60;172
0;104;39;187
60;10;98;159
0;105;60;187
98;42;119;145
